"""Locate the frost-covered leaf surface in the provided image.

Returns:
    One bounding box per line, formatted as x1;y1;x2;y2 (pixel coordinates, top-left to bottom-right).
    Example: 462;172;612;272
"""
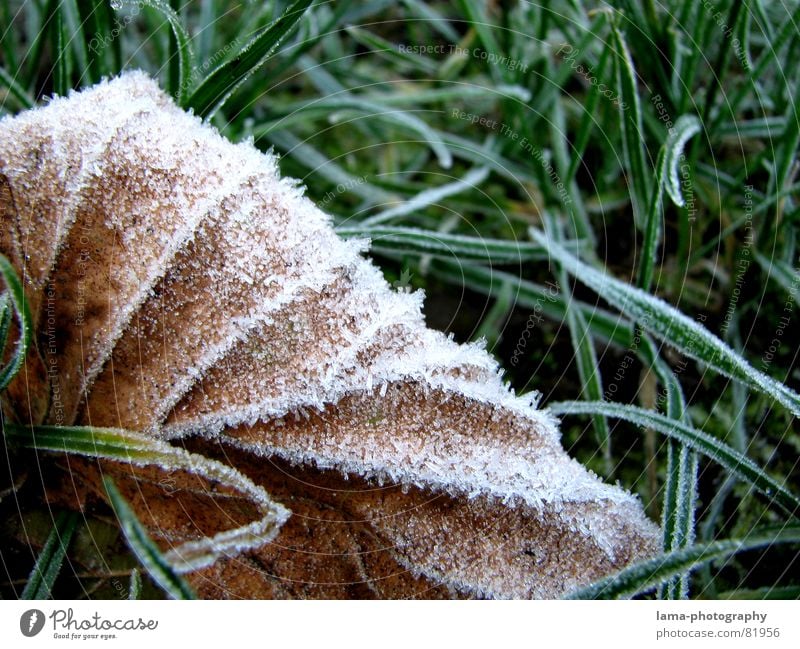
0;72;659;599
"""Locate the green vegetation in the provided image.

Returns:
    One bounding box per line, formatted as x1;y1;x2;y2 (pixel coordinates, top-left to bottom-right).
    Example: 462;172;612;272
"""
1;0;799;599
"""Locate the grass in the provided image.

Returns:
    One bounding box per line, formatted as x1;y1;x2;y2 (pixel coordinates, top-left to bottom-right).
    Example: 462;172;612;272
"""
1;0;800;599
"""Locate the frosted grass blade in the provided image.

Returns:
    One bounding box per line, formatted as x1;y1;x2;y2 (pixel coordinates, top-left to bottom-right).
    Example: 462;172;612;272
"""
531;228;800;417
550;400;800;516
104;478;197;600
566;526;800;599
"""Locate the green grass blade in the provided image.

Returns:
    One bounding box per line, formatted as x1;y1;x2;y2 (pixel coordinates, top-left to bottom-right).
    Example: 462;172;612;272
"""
0;66;35;109
0;254;33;392
531;228;800;417
257;97;453;170
337;224;547;262
565;42;611;183
550;400;800;516
754;251;800;307
77;0;119;82
264;129;394;206
103;478;197;600
362;166;485;225
429;260;635;349
611;15;650;230
128;568;141;600
52;7;69;96
638;147;666;292
4;423;289;572
128;0;194;103
21;511;79;599
566;526;800;599
663;115;702;208
345;26;438;74
638;335;697;599
0;294;12;360
184;0;314;119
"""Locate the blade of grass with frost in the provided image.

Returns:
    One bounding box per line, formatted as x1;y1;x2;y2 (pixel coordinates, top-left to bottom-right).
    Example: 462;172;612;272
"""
663;116;702;208
754;251;800;307
263;130;394;206
549;401;800;516
121;0;194;104
438;131;533;183
719;585;800;600
0;255;32;391
362;166;487;226
638;335;698;599
718;117;784;140
3;423;289;572
128;568;141;600
257;98;452;169
530;228;800;417
635;120;699;596
184;0;313;119
103;478;196;600
429;259;635;349
611;17;650;231
0;294;11;356
337;225;548;263
566;525;800;599
21;511;79;599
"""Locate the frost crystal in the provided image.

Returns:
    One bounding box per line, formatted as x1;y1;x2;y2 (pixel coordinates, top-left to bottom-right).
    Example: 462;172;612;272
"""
0;72;660;599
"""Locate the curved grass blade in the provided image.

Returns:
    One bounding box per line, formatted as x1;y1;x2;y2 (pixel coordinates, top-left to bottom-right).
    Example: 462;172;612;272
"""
121;0;194;104
184;0;314;119
103;477;196;600
550;400;800;517
21;511;79;599
3;423;290;572
566;525;800;599
663;115;702;208
0;254;33;392
361;166;485;225
531;228;800;417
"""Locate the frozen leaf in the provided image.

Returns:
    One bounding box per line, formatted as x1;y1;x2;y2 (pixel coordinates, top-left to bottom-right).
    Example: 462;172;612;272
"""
0;72;659;598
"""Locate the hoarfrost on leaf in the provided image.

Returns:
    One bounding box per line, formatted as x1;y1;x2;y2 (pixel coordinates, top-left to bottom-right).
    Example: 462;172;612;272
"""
0;71;660;599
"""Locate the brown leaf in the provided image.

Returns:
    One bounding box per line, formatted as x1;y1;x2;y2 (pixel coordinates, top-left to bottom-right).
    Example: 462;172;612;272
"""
0;73;659;598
